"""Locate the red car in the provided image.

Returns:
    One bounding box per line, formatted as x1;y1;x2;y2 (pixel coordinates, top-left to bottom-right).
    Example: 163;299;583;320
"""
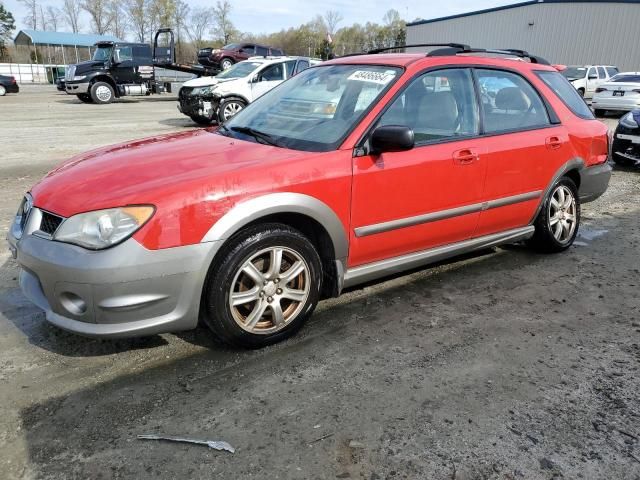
8;45;611;348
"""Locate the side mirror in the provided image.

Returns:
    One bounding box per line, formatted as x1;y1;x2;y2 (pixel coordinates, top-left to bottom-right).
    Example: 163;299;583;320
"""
112;50;121;64
370;125;414;155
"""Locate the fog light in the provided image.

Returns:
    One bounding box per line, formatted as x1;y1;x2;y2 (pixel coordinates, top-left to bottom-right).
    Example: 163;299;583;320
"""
59;292;87;315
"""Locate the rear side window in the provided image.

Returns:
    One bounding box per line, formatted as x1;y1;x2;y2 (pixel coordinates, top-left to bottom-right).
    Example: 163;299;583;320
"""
476;69;550;133
597;67;606;78
536;71;594;119
606;67;619;77
255;46;268;56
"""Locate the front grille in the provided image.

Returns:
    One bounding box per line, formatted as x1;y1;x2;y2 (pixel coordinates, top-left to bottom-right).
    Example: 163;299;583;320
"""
179;86;194;99
66;65;76;81
39;211;64;235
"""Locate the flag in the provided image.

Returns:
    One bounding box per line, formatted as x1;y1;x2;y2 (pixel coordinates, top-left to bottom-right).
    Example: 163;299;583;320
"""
326;32;333;44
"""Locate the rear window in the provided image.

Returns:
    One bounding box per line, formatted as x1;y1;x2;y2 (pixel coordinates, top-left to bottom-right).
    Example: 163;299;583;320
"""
610;74;640;83
536;71;594;119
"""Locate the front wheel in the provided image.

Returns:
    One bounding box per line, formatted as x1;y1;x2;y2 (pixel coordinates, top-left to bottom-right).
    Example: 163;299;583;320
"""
189;114;214;126
202;223;322;348
217;98;246;123
77;93;93;103
527;177;580;253
221;58;234;70
90;81;115;104
594;109;606;117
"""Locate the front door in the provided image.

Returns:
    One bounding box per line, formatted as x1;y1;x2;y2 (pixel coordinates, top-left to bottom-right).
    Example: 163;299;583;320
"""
350;68;487;267
112;45;136;84
585;67;599;97
250;62;285;100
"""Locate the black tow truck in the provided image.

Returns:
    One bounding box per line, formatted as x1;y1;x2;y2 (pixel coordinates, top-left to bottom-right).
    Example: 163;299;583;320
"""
64;29;218;104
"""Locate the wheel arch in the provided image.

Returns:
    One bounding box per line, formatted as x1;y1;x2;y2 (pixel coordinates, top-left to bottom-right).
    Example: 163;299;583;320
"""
529;157;584;224
201;193;348;298
220;94;250;105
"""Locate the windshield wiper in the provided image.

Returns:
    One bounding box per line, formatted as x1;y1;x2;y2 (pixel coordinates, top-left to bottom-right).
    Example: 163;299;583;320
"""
230;126;280;147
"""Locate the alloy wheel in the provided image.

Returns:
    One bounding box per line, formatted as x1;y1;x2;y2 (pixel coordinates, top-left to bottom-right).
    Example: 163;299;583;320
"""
548;185;577;243
228;246;310;334
222;101;243;121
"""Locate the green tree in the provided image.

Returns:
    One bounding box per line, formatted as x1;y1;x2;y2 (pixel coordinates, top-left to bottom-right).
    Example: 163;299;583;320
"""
0;2;15;58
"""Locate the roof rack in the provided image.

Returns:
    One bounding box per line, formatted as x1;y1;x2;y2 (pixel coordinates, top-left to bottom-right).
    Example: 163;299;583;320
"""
354;43;550;65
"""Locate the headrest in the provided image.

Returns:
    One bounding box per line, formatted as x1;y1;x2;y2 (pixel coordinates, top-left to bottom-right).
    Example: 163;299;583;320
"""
495;87;530;111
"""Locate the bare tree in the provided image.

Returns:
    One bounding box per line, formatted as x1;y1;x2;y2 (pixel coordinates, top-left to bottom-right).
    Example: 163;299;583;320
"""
124;0;149;42
82;0;112;34
62;0;82;33
324;10;343;35
45;6;63;31
185;6;211;50
38;3;46;30
108;0;127;38
211;0;236;44
19;0;38;29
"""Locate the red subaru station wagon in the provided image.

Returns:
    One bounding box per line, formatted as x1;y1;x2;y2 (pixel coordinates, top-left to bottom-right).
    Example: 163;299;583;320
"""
8;44;611;348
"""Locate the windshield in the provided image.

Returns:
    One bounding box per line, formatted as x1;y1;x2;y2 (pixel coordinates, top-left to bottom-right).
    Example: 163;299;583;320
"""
222;64;402;152
217;61;263;79
562;67;587;80
92;45;113;62
610;74;640;83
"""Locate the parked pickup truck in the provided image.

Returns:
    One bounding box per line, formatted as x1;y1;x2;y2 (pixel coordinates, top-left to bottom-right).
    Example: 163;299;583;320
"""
178;56;313;125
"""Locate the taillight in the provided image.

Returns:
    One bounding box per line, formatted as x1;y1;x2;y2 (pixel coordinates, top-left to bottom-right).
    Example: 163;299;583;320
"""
595;87;607;93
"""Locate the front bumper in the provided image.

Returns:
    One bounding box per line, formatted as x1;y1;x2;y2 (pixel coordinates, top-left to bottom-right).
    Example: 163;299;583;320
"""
578;162;612;203
65;81;90;95
178;93;221;119
7;230;220;338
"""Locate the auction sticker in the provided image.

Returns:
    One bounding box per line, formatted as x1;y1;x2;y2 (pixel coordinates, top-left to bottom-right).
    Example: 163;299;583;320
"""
348;70;396;85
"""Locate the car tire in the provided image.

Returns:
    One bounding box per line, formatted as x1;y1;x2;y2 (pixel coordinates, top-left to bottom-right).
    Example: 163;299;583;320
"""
0;85;6;96
217;98;246;123
221;58;234;70
594;109;606;117
189;114;214;126
90;81;115;104
527;177;580;253
577;88;585;97
202;223;322;348
77;93;93;103
611;137;636;166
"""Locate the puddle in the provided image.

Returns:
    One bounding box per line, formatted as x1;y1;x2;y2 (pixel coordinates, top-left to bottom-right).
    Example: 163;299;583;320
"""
574;227;609;246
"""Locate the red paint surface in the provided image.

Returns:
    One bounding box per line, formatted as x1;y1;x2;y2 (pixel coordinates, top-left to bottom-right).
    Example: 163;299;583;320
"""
30;54;608;266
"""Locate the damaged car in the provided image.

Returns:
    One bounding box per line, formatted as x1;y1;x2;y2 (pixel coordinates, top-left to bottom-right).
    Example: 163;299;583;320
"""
611;109;640;166
178;56;312;125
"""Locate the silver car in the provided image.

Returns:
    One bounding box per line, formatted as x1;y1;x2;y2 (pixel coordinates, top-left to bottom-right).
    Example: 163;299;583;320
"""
592;72;640;116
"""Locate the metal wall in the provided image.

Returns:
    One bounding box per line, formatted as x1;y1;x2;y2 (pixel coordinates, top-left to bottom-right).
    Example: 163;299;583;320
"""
407;2;640;71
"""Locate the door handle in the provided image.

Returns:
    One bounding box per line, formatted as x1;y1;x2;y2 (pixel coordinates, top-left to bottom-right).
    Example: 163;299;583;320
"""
453;149;479;165
546;136;562;150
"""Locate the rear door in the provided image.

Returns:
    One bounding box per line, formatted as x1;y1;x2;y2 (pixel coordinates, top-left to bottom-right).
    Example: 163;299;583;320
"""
474;68;569;237
350;68;488;266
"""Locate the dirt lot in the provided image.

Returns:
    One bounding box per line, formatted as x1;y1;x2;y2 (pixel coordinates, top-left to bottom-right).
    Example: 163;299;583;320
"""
1;86;639;480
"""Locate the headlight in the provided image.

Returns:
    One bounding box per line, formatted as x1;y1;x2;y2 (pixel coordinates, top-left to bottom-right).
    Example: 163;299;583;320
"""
53;206;155;249
620;111;639;129
73;75;86;81
198;85;217;95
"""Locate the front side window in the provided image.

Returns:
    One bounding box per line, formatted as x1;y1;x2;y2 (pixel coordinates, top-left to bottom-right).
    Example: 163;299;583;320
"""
223;64;402;152
536;70;593;119
114;46;133;62
477;69;550;133
378;68;479;143
255;46;269;56
259;63;284;81
587;67;597;79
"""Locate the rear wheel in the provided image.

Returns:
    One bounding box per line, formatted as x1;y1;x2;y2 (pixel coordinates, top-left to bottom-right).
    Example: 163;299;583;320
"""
594;108;606;117
0;85;6;96
221;58;234;70
217;98;246;123
77;93;93;103
202;223;322;348
527;177;580;253
577;88;585;97
90;81;115;104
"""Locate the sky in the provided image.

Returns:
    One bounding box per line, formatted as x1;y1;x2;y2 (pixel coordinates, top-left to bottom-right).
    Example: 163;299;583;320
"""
3;0;516;37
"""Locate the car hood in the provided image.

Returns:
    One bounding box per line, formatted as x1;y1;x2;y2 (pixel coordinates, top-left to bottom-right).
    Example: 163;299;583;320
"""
30;129;306;218
73;60;107;75
183;76;239;88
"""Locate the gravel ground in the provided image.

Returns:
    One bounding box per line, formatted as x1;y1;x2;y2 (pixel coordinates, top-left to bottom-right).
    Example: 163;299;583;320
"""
1;86;639;480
